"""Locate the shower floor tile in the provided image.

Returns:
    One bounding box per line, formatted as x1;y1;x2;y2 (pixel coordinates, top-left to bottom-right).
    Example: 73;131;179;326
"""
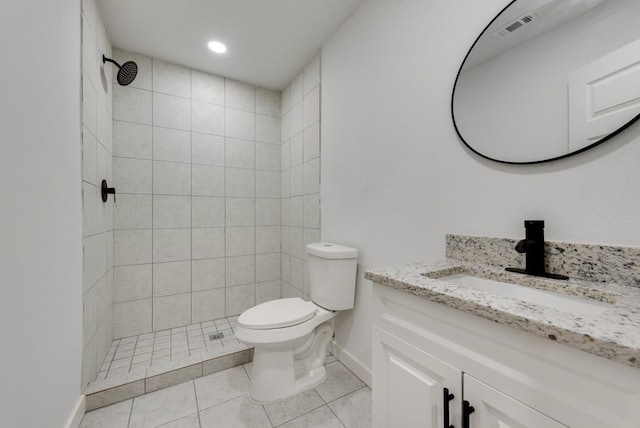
95;315;241;382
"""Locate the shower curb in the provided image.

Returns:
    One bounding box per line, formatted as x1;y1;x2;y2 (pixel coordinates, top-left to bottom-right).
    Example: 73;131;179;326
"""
85;346;253;411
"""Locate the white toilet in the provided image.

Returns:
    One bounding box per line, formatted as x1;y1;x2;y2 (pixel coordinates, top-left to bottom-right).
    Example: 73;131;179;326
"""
235;242;358;403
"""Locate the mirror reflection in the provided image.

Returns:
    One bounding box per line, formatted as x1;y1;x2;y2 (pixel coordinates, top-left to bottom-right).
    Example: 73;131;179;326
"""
452;0;640;163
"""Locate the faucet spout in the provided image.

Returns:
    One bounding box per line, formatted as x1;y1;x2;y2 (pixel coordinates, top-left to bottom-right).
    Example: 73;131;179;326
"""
506;220;568;280
515;239;536;254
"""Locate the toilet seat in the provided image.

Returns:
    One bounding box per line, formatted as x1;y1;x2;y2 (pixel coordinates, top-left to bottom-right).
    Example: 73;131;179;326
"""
238;297;317;330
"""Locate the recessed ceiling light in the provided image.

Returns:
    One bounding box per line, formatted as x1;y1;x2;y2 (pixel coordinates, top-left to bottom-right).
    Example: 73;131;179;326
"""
208;41;227;53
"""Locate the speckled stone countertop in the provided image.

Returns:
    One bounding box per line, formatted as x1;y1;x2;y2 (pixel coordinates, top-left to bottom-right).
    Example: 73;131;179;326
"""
365;259;640;369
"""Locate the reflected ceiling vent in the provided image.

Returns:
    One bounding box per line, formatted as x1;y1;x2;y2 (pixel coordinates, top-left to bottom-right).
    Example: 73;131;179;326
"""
493;12;539;40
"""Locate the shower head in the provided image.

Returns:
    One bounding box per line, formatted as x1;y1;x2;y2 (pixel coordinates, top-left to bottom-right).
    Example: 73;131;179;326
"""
102;55;138;86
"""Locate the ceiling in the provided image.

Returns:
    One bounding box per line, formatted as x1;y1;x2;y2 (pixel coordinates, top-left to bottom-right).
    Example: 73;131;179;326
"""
96;0;365;90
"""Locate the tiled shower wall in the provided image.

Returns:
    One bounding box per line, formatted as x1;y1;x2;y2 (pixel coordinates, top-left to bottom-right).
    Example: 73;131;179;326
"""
111;50;282;338
81;0;115;389
280;53;321;299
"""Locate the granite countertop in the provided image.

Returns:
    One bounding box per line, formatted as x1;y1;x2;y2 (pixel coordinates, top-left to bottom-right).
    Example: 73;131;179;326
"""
365;259;640;369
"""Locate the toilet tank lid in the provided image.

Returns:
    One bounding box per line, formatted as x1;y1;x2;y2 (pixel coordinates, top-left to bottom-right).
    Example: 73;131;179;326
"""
306;242;358;259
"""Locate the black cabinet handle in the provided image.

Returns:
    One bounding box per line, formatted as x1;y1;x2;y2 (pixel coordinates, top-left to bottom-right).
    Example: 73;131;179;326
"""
443;388;455;428
462;400;475;428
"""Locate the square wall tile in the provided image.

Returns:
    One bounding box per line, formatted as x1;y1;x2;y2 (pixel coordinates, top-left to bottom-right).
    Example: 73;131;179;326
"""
192;164;225;196
192;101;224;136
290;72;304;106
114;158;152;194
303;122;320;161
290;164;304;196
192;196;225;227
255;114;280;144
114;229;152;266
225;138;254;169
192;227;225;259
226;284;255;316
226;255;255;286
225;227;255;256
192;258;225;291
153;293;191;331
114;299;152;338
153;195;191;228
153;228;191;263
290;196;303;228
114;194;152;229
303;85;320;129
255;142;280;172
304;158;320;194
153;127;191;163
256;198;280;226
290;133;303;167
303;52;321;94
290;101;304;137
191;70;224;104
255;87;280;116
255;170;280;198
256;253;281;282
82;74;97;135
82;127;97;185
303;194;320;229
225;108;254;140
226;168;254;197
153;261;191;297
192;133;224;166
153;93;191;131
256;280;281;305
114;264;152;302
114;86;152;125
113;121;152;159
153;161;191;195
225;79;255;111
256;226;280;254
152;59;190;98
192;288;225;323
226;198;255;227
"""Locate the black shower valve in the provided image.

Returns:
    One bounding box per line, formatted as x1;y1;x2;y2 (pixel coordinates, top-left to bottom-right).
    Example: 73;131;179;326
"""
101;179;116;203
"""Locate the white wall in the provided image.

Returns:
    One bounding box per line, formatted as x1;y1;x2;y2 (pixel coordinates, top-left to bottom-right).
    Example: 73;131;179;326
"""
321;0;640;373
0;0;83;426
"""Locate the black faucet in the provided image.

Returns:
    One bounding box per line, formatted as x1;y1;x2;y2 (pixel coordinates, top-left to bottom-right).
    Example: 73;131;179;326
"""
506;220;568;280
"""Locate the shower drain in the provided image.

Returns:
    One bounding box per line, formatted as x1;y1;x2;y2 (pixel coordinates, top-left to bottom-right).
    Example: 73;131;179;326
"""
209;332;224;341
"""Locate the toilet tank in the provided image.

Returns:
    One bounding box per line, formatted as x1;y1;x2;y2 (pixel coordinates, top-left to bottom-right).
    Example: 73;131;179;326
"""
306;242;358;311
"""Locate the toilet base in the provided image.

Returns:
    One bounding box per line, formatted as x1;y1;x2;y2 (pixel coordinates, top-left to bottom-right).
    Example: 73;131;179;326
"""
247;322;334;403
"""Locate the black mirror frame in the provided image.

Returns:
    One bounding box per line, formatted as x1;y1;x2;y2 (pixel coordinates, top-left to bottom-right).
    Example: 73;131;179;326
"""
451;0;640;165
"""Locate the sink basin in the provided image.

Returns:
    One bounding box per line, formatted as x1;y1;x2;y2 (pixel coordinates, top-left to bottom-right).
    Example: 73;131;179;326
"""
442;274;613;316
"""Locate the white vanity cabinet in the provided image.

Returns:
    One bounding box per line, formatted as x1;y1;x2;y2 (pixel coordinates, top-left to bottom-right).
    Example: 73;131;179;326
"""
371;283;640;428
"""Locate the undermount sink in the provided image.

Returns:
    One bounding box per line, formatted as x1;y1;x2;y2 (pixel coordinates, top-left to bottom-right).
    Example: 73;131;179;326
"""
442;274;613;316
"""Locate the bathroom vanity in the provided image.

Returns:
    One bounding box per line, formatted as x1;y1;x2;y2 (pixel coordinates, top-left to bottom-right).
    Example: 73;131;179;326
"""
366;235;640;428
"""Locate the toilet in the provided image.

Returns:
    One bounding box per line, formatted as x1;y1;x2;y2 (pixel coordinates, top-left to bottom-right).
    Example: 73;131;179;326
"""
235;242;358;403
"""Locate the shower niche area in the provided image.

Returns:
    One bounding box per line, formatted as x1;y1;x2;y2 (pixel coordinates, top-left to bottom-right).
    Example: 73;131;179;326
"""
81;1;321;406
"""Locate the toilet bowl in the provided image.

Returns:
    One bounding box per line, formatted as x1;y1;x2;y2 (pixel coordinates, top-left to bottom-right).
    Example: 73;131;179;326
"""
235;242;358;403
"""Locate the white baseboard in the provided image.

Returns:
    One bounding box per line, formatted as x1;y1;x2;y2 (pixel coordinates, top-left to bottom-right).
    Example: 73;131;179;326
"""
330;341;372;387
64;395;86;428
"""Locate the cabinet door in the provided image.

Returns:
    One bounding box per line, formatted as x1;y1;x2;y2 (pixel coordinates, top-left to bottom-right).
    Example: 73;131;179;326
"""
463;374;567;428
373;327;461;428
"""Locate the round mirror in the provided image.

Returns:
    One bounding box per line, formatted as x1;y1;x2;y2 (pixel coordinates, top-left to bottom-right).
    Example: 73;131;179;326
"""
452;0;640;164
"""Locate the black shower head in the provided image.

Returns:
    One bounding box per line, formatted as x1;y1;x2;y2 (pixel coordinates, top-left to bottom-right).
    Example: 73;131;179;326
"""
103;55;138;86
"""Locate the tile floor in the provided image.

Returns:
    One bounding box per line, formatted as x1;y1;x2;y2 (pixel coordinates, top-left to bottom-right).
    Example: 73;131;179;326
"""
80;359;372;428
96;317;242;382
